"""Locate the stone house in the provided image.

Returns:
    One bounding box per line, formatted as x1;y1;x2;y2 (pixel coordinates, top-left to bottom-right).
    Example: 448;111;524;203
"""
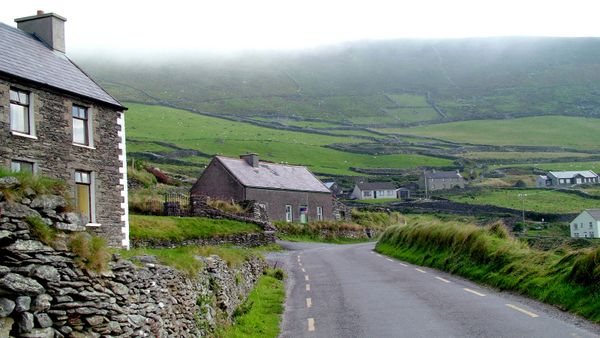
420;170;465;192
569;209;600;238
190;154;338;223
0;12;129;248
542;171;599;187
351;181;397;200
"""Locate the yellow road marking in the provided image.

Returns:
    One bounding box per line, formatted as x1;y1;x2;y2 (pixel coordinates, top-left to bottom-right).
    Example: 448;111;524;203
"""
435;276;451;283
305;275;309;281
506;304;539;318
306;284;310;291
415;268;427;273
306;298;312;308
308;318;315;331
463;288;486;297
399;262;408;267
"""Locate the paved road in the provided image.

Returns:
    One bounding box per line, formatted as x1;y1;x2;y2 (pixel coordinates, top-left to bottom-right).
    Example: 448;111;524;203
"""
272;241;600;338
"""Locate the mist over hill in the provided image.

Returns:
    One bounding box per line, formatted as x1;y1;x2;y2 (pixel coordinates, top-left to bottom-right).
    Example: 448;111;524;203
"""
78;37;600;126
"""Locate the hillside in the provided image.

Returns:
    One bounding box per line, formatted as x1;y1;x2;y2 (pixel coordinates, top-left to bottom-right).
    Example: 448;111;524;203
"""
78;37;600;128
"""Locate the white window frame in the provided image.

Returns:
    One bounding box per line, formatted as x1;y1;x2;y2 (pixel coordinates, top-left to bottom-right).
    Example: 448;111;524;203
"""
317;206;323;221
72;104;94;148
74;170;98;226
9;88;36;138
285;204;293;223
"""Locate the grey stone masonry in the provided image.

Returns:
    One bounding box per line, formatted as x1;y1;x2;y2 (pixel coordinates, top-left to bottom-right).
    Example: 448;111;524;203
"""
0;186;266;337
0;78;128;248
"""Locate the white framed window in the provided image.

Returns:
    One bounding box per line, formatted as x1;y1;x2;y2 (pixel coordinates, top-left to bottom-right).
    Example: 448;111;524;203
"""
72;105;92;146
10;88;35;136
75;170;95;224
363;191;372;197
317;206;323;221
10;160;34;175
285;205;293;222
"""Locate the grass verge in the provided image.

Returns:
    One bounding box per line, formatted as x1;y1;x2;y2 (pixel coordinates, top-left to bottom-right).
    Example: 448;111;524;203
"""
130;215;261;242
375;217;600;323
217;268;285;338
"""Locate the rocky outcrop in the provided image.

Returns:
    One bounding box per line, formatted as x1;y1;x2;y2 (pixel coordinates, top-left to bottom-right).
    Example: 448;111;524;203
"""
0;184;266;337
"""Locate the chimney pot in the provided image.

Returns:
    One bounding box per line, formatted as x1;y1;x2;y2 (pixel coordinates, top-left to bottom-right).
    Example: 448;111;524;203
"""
15;11;67;53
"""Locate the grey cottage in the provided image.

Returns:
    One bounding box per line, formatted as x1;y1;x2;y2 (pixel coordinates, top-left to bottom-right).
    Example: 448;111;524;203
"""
0;11;129;248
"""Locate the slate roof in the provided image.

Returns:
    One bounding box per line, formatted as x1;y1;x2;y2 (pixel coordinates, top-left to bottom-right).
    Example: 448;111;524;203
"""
0;23;123;109
356;182;397;191
424;171;463;179
215;156;331;193
549;171;597;179
584;209;600;221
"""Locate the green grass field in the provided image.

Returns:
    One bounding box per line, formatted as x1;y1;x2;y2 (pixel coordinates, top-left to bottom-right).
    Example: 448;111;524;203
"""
129;215;261;242
446;188;600;213
125;103;453;176
489;161;600;172
461;151;595;160
379;116;600;150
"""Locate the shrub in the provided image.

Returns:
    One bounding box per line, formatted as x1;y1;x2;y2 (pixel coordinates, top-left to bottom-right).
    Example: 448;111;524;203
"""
26;216;56;246
272;268;285;281
570;247;600;286
206;198;247;214
0;168;69;202
69;233;110;272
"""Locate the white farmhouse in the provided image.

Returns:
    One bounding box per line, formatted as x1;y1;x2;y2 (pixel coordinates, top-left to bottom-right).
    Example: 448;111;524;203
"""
351;182;397;200
569;209;600;238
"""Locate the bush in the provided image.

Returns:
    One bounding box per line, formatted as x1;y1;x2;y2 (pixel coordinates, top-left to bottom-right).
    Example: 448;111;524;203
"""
570;247;600;286
26;216;56;246
272;268;285;281
0;168;69;203
206;198;247;214
69;233;110;272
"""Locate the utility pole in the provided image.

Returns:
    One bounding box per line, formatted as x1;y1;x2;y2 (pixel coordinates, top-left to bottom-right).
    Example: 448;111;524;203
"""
518;193;527;223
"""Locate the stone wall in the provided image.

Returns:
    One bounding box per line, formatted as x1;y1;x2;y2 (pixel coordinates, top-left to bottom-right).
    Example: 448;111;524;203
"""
0;187;266;337
0;78;127;248
132;232;276;249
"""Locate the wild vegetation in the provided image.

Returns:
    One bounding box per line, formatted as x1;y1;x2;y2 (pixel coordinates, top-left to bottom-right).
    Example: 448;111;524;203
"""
217;268;285;338
129;215;261;242
376;216;600;322
0;168;69;203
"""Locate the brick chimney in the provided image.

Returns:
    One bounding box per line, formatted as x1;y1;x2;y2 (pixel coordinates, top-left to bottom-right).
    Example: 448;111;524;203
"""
15;10;66;53
240;154;259;168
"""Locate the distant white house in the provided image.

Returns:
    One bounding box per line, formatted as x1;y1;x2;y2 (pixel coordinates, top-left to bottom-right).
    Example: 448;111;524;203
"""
351;182;397;200
538;171;599;188
569;209;600;238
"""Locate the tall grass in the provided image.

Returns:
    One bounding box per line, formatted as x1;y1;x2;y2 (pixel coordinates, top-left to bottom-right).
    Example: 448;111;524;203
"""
0;168;69;202
376;217;600;322
351;210;404;230
130;215;261;243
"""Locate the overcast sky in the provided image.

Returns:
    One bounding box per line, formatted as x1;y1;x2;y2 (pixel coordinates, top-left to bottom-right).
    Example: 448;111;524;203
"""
3;0;600;55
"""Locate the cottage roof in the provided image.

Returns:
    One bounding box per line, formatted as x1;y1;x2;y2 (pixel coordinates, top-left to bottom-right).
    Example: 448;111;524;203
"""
549;171;597;179
356;182;397;191
215;156;331;193
424;171;463;179
0;23;124;109
584;209;600;221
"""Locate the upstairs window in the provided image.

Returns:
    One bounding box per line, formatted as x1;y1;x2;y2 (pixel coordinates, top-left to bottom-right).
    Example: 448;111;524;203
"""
10;160;34;174
72;105;90;146
75;171;93;224
10;89;32;135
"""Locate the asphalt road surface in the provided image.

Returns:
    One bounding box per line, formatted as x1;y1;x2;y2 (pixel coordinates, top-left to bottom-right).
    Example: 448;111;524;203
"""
272;241;600;338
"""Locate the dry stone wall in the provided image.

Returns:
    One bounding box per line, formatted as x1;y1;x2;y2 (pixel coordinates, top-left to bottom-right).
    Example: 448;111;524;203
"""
0;180;266;337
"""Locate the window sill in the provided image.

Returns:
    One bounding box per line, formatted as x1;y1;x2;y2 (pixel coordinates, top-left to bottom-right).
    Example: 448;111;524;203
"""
72;143;96;150
11;131;37;140
85;223;102;227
